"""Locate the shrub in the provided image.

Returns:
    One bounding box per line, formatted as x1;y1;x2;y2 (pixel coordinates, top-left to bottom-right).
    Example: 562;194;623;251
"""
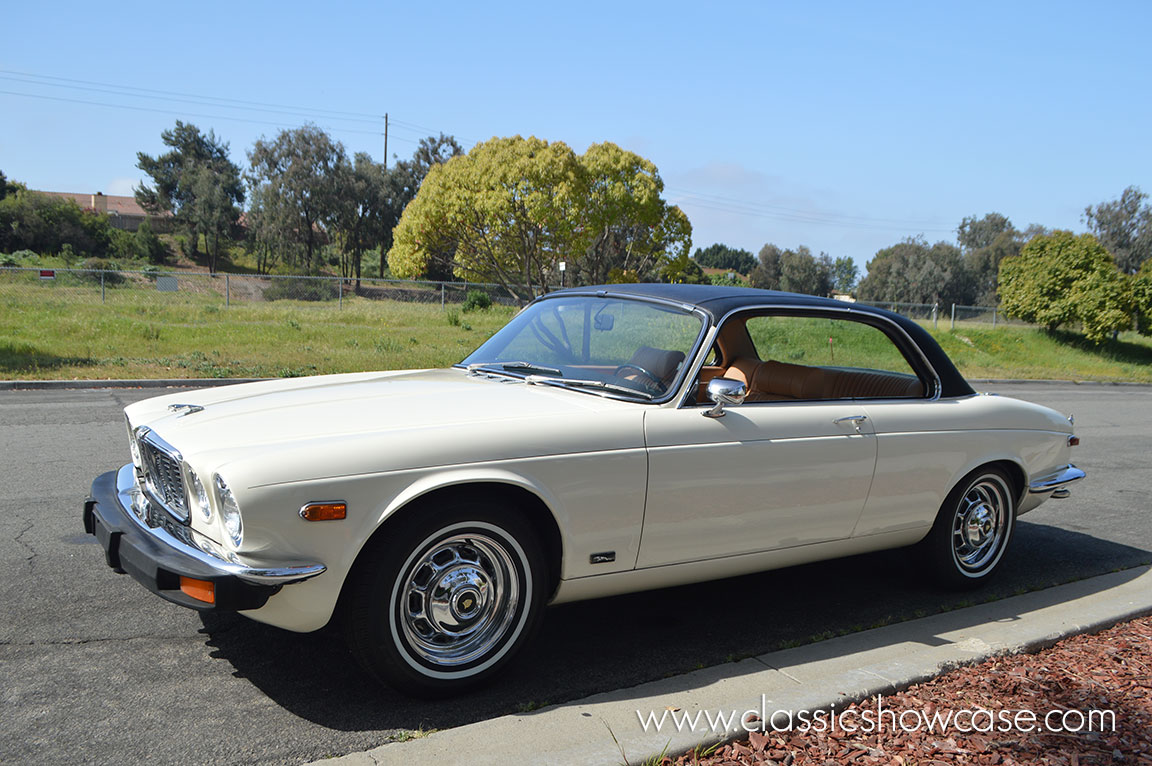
78;258;126;285
263;277;337;302
462;289;492;312
446;309;461;326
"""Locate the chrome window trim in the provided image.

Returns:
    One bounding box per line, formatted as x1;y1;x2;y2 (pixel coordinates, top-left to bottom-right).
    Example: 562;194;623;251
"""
454;291;712;406
675;303;944;409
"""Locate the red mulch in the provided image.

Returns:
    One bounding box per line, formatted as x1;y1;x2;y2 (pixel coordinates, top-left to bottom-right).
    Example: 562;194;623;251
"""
670;615;1152;766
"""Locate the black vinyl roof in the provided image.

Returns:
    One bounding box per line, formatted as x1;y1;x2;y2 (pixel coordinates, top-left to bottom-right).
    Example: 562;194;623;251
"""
545;284;974;398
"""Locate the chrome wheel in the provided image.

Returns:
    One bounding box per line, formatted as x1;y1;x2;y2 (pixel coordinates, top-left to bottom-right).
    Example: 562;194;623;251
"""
345;503;546;695
951;476;1011;574
919;466;1017;589
397;531;522;669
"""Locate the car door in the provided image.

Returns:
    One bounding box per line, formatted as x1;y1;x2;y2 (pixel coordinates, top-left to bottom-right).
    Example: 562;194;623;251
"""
640;399;878;567
637;309;938;569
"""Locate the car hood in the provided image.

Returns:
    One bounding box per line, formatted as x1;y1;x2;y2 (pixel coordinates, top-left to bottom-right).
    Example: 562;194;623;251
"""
124;369;646;481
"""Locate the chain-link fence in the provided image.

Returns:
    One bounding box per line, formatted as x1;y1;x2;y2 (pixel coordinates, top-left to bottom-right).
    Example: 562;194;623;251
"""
857;300;1030;329
1;266;1034;331
0;266;535;309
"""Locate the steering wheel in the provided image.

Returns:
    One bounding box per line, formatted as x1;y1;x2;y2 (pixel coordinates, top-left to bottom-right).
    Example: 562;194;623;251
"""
613;363;664;393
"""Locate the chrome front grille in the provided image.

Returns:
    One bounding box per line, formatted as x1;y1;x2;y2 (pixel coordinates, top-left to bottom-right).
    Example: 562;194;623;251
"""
137;429;189;522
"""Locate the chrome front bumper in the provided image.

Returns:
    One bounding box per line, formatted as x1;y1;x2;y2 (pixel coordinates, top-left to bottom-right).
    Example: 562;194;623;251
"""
83;464;326;610
1028;464;1086;499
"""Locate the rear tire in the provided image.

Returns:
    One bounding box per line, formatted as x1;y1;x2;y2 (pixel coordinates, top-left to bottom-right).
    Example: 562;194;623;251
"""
918;467;1016;589
342;500;546;697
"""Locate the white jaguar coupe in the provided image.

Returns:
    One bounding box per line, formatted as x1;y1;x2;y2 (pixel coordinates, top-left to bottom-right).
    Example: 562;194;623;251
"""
83;284;1084;695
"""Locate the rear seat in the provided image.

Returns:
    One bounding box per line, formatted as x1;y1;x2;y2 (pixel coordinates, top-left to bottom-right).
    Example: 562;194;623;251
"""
718;357;923;401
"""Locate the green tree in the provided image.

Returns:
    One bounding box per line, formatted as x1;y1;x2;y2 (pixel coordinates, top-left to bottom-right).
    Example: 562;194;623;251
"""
1083;186;1152;275
692;243;756;274
661;250;708;284
749;243;782;290
136;122;243;266
248;124;347;272
0;170;23;201
184;161;242;273
331;152;389;287
829;256;858;293
857;236;973;306
779;246;831;296
0;189;113;258
389;136;582;299
999;231;1132;344
245;183;299;274
748;243;831;296
572;142;690;285
133;218;168;264
1134;259;1152;335
378;134;464;279
388;136;689;298
957;213;1023;305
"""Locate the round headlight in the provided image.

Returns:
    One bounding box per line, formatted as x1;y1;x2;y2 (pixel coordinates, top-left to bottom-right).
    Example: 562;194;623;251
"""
187;469;211;521
214;474;243;546
128;427;142;470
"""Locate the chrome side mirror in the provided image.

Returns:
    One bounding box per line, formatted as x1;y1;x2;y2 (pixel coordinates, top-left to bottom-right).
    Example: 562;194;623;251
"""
702;377;747;418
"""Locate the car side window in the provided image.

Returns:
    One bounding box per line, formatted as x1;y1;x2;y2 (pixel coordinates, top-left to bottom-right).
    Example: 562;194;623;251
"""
731;315;925;401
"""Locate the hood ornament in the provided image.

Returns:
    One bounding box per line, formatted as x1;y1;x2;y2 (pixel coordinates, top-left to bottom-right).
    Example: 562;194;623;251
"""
168;403;204;417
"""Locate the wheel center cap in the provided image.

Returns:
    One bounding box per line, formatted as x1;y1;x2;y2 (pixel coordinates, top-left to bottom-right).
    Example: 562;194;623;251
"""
966;506;993;545
454;588;482;618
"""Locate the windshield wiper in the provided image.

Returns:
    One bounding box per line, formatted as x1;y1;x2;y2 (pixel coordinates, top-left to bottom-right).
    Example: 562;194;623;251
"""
524;375;655;400
466;361;563;377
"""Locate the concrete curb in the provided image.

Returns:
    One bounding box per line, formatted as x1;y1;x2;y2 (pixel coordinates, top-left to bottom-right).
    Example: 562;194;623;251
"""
0;378;267;391
313;565;1152;766
3;377;1152;391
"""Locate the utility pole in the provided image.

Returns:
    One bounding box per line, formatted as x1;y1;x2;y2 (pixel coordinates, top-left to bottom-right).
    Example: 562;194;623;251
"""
383;113;389;169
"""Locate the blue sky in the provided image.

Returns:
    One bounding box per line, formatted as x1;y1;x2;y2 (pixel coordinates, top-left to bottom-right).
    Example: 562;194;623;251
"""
2;1;1149;270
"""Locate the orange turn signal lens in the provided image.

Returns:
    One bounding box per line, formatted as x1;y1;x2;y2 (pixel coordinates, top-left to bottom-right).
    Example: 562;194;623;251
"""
179;576;216;604
300;502;347;522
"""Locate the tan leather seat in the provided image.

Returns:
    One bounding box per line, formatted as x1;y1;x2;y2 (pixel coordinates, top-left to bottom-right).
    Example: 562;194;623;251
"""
623;346;686;386
823;369;924;399
717;357;923;401
752;361;825;401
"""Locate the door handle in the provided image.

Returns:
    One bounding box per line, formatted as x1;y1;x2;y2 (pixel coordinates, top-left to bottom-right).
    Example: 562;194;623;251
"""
834;415;868;433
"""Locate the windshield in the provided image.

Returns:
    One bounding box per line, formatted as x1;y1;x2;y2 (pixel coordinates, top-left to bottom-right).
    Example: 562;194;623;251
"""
459;294;706;400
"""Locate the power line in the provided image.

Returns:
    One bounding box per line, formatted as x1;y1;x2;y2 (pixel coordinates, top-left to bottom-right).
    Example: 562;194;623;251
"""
0;69;386;123
666;186;953;229
671;192;955;234
0;89;423;145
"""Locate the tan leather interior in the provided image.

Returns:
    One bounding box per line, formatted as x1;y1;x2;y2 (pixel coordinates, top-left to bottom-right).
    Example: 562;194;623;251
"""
626;346;686;385
713;356;923;402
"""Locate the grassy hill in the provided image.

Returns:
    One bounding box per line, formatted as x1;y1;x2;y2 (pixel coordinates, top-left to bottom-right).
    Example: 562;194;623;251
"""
1;279;1150;382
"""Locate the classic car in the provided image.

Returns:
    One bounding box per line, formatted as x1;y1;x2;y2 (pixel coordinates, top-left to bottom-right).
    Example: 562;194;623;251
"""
83;284;1084;695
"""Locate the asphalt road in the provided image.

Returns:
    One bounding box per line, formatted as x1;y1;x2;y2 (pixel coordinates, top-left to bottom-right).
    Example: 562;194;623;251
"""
2;383;1149;765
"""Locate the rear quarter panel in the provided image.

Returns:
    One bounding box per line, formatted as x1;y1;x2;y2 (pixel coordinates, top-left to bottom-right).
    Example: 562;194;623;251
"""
853;394;1074;538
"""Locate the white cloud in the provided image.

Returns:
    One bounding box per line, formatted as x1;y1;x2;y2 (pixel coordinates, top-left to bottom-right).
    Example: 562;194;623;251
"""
106;177;139;196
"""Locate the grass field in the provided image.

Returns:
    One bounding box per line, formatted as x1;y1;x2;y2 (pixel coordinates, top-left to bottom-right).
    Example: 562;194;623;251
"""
2;281;1151;381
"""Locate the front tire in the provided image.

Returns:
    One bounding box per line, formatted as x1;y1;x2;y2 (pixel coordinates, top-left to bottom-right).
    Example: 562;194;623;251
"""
343;501;546;696
919;467;1016;589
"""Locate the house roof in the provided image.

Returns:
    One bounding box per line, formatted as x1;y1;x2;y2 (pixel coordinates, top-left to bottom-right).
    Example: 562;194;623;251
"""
34;191;158;218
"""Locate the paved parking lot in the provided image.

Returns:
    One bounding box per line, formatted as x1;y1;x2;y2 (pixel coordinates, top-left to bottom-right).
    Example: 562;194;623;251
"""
1;383;1149;765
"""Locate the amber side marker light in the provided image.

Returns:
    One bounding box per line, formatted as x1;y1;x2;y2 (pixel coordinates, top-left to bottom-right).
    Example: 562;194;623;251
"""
300;502;347;522
179;576;216;604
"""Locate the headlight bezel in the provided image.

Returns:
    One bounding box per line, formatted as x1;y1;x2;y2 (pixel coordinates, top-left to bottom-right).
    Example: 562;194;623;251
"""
214;474;244;547
186;468;212;521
